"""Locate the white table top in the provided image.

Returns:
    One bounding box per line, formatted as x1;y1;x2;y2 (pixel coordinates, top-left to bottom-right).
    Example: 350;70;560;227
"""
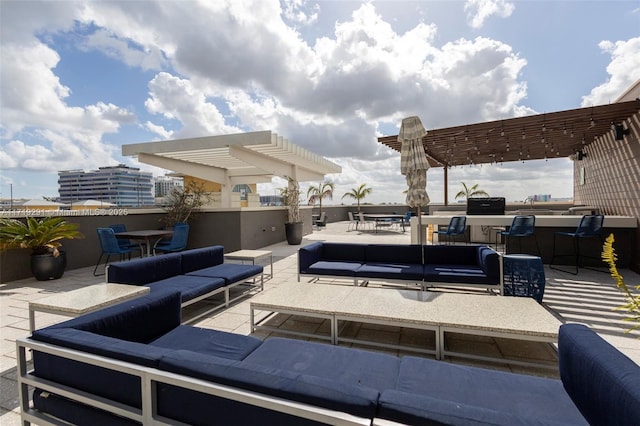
29;283;149;315
251;282;561;338
225;249;272;259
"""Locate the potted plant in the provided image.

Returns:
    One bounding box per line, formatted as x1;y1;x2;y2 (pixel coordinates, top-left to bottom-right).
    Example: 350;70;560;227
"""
0;216;84;281
282;177;303;245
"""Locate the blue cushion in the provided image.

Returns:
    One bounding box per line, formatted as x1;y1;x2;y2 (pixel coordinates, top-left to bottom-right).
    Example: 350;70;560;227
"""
147;275;225;303
356;263;424;281
34;389;139;426
365;244;422;264
158;349;380;420
423;245;478;265
186;263;262;284
321;242;366;262
423;265;493;284
107;252;182;285
36;289;182;342
298;242;323;272
378;356;586;425
149;325;261;360
180;246;224;273
559;323;640;425
243;337;400;391
304;260;362;277
478;245;500;279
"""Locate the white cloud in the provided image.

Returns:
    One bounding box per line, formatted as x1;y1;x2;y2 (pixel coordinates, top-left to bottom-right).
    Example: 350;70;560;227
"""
282;0;320;26
464;0;515;29
581;37;640;106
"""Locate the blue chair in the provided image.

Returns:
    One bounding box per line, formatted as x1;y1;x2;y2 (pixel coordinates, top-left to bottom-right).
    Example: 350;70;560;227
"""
153;222;189;254
93;228;140;276
400;211;412;232
433;216;466;244
550;215;605;275
500;215;540;255
108;224;140;250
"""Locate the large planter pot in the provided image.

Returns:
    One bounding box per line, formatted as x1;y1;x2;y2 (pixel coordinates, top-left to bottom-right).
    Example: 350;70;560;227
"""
31;251;67;281
285;222;303;245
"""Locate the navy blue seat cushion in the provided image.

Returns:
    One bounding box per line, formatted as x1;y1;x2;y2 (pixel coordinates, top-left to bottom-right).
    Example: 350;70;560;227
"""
34;389;139;426
378;356;586;425
423;265;493;284
107;252;182;285
423;244;479;266
365;244;422;264
149;325;262;360
147;275;225;302
304;260;362;277
186;263;263;284
180;246;224;274
158;349;381;419
559;323;640;425
478;244;500;279
356;263;424;281
35;289;182;343
243;337;400;391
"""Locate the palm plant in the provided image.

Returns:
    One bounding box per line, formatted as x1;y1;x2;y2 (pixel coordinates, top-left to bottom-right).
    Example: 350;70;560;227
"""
307;180;335;215
0;217;84;256
455;182;489;201
341;183;372;211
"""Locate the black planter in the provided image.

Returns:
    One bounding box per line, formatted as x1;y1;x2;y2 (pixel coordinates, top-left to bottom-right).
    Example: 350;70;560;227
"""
285;222;303;245
31;251;67;281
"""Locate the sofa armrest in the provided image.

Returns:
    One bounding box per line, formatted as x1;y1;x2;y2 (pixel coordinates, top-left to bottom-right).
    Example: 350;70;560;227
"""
477;246;500;282
298;242;324;273
559;323;640;425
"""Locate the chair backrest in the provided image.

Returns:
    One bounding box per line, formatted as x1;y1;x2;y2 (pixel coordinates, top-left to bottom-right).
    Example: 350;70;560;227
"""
448;216;466;234
170;222;189;249
508;215;535;236
348;211;355;221
109;224;129;248
358;212;367;223
404;211;412;222
96;228;122;254
576;214;604;236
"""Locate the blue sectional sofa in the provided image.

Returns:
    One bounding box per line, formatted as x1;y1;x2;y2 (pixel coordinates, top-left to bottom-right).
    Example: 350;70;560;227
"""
17;289;640;425
298;242;502;293
106;246;263;322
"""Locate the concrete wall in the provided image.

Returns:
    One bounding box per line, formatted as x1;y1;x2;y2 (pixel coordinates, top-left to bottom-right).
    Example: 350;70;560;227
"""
573;110;640;272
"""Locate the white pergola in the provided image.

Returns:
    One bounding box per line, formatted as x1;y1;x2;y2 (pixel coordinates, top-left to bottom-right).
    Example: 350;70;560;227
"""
122;131;342;207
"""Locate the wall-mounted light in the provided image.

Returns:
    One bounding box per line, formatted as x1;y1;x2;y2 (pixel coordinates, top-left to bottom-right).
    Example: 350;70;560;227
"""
577;150;587;161
611;123;630;140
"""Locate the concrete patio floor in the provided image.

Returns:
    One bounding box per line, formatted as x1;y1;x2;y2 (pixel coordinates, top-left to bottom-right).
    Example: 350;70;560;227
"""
1;220;639;424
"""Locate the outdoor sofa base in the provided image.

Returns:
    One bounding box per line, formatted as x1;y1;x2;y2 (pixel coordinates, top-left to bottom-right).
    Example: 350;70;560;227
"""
18;289;640;425
298;242;503;293
106;245;263;323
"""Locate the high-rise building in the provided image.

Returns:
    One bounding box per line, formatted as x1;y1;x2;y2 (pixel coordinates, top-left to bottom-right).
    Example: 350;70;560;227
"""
154;176;184;198
58;165;154;207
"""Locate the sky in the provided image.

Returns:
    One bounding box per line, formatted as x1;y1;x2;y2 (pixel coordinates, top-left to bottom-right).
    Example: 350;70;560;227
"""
1;0;639;206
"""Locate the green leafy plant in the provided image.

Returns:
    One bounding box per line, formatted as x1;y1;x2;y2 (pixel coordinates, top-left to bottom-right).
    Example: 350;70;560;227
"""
602;233;640;334
161;180;211;227
341;183;372;211
0;217;84;256
455;182;489;201
307;180;334;215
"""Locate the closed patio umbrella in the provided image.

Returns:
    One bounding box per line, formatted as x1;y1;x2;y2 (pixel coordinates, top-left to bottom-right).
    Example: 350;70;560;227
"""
400;116;430;245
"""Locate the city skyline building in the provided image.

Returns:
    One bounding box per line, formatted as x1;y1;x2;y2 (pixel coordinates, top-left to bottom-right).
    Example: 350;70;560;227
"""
58;164;154;207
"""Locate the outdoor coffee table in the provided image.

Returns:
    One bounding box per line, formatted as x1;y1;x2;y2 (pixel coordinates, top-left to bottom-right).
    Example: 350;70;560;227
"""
224;249;273;279
29;283;149;332
250;282;561;369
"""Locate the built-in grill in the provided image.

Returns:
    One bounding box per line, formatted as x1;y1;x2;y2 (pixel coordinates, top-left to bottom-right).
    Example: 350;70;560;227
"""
466;197;506;215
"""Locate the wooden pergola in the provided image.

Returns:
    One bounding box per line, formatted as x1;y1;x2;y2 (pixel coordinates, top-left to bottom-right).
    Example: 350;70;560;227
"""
378;99;640;204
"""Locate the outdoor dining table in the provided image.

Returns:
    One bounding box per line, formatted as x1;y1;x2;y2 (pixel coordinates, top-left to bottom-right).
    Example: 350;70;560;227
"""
115;230;173;257
363;214;406;233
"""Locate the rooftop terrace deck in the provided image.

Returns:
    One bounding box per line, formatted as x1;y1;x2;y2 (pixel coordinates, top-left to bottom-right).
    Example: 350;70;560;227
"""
1;221;639;424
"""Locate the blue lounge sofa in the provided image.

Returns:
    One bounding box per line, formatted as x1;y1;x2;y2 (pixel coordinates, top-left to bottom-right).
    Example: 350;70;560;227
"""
298;242;502;293
17;290;640;425
106;246;263;322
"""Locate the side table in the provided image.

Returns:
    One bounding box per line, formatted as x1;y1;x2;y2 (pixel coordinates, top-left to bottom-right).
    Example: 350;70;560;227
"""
503;254;546;303
224;249;273;280
29;283;150;332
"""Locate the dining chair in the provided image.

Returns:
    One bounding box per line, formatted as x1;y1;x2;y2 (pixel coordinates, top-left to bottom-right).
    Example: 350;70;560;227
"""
94;228;140;276
347;212;358;231
357;212;373;231
500;215;540;255
550;214;605;275
108;224;140;250
313;212;327;230
154;222;189;254
433;216;467;244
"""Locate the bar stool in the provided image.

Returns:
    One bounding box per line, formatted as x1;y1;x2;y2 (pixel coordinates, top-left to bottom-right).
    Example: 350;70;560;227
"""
550;214;604;275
